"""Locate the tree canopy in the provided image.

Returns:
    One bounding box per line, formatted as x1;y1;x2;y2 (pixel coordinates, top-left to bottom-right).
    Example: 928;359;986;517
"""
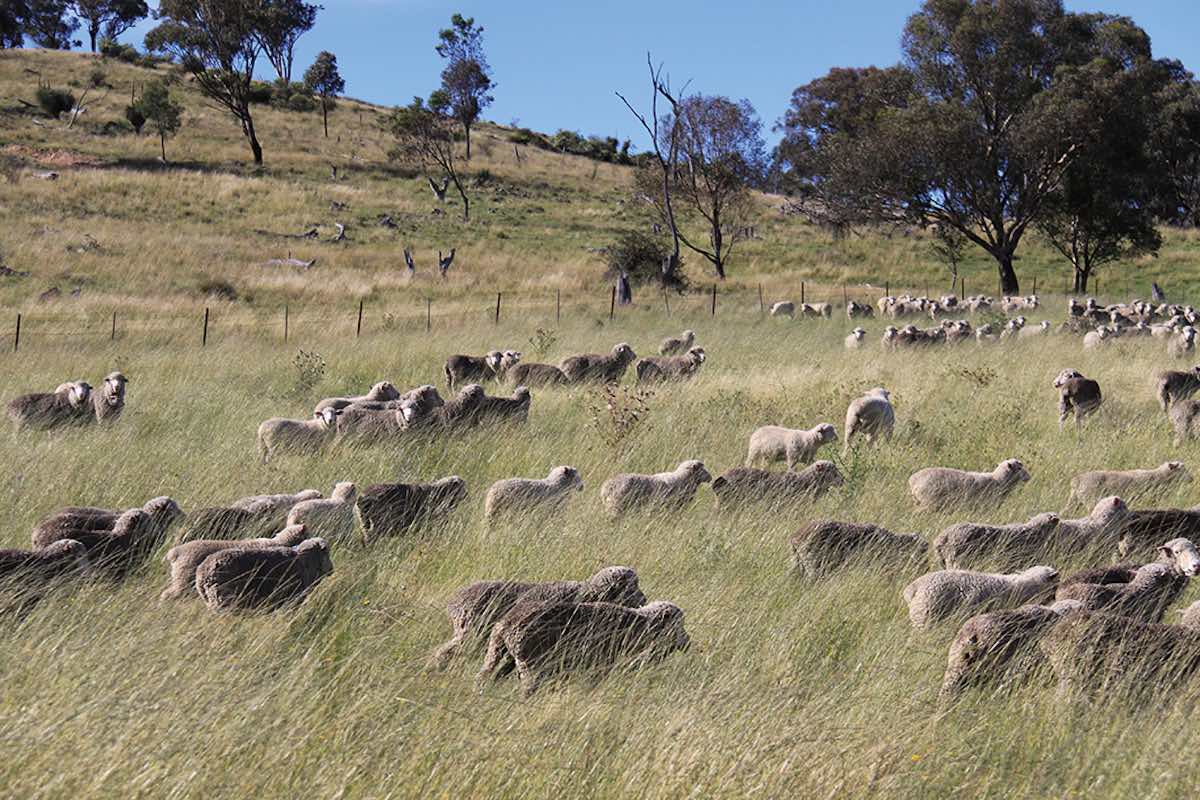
304;50;344;138
433;13;493;159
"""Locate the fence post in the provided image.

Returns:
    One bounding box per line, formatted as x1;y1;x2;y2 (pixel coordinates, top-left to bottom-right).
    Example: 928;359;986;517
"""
609;286;616;321
495;292;502;324
842;285;848;307
13;313;20;353
758;283;764;313
202;307;209;347
801;282;805;305
1032;276;1037;295
284;304;289;343
556;289;560;324
962;279;966;299
356;299;364;337
885;281;889;298
710;284;717;317
111;311;116;341
426;297;431;332
663;287;670;315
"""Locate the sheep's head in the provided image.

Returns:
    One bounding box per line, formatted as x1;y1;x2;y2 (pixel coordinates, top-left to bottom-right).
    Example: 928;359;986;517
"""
317;407;340;428
367;381;400;401
998;459;1030;484
40;538;91;575
551;465;584;492
512;386;531;402
642;601;689;652
459;384;486;404
810;460;845;488
815;423;838;443
1029;512;1061;532
1053;369;1084;388
297;537;334;576
430;475;468;508
867;387;891;401
682;329;695;343
1090;495;1130;524
68;381;92;407
1020;565;1059;588
103;372;128;399
1159;538;1200;576
678;460;712;484
613;343;636;363
484;351;505;372
1163;461;1192;482
687;347;706;364
144;496;184;527
852;328;866;339
588;566;646;607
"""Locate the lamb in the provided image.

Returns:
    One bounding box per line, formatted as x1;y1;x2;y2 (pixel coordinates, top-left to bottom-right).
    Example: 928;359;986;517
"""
843;388;895;453
91;372;128;423
444;351;521;391
1068;462;1191;508
790;520;928;578
475;600;689;696
1056;557;1194;624
939;599;1083;701
746;423;838;470
285;482;358;543
355;476;468;545
256;407;339;463
429;565;646;669
902;566;1060;629
160;523;312;600
844;328;866;349
484;466;583;522
505;362;569;387
1156;366;1200;411
933;512;1062;570
770;301;796;318
313;381;401;414
7;381;93;430
1053;369;1102;428
559;343;637;384
846;301;874;319
599;460;712;517
1168;398;1200;444
1168;327;1197;359
194;538;333;612
635;348;706;385
712;462;844;511
908;459;1030;512
0;539;91;584
659;329;696;355
33;496;184;577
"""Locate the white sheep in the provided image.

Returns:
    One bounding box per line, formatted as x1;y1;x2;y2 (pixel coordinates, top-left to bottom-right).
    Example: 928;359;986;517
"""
903;566;1060;629
908;459;1031;512
285;482;358;542
843;388;895;452
659;330;696;356
844;328;866;349
1068;462;1191;509
745;423;837;470
770;301;796;319
1083;326;1112;350
313;381;401;414
484;466;584;521
599;460;712;517
228;489;323;518
1168;327;1198;359
257;407;339;463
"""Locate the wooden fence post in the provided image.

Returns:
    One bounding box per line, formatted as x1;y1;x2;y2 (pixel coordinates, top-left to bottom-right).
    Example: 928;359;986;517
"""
13;314;20;353
710;284;717;317
885;281;889;298
610;286;616;321
1032;276;1037;295
555;289;560;324
426;298;432;332
801;282;805;305
284;304;289;343
111;311;116;341
356;299;364;337
495;292;502;324
202;307;209;347
758;283;764;313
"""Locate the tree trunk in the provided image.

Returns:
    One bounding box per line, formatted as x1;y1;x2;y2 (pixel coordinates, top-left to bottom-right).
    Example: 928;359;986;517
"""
322;101;328;138
246;115;263;165
997;252;1019;295
89;26;98;53
464;121;472;160
453;177;470;222
160;132;167;162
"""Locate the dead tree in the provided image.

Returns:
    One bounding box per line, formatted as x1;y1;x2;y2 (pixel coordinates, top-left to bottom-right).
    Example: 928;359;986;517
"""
438;249;455;278
404;247;416;276
428;175;450;203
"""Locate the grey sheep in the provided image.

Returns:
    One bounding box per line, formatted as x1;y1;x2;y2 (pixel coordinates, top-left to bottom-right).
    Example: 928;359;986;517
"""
908;459;1030;512
843;388;895;453
770;301;796;318
933;512;1062;571
1117;505;1200;559
599;460;712;517
473;386;532;426
790;520;928;578
1054;369;1102;429
1156;366;1200;411
175;490;321;545
91;372;128;423
1057;548;1197;624
285;482;358;543
711;462;844;511
194;538;333;612
846;301;874;319
333;385;444;445
313;381;401;414
33;497;184;577
1168;327;1197;359
902;566;1060;629
256;407;339;463
800;302;833;319
355;476;468;545
635;347;706;385
444;351;521;391
1168;398;1200;444
659;329;696;355
506;362;569;387
0;539;91;584
229;489;323;518
484;466;584;522
560;343;637;384
7;381;93;431
746;423;837;470
160;523;312;600
403;384;487;432
475;600;689;696
429;565;646;669
1068;462;1191;509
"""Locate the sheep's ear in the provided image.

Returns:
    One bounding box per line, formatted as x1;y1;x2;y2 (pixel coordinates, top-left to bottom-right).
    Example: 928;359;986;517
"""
1161;545;1174;560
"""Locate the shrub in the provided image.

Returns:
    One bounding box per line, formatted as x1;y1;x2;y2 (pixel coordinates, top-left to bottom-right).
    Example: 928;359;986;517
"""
89;68;108;89
587;385;654;455
287;93;316;113
198;279;238;302
247;81;274;105
100;38;140;63
604;229;688;290
125;104;146;134
292;350;327;394
36;87;76;117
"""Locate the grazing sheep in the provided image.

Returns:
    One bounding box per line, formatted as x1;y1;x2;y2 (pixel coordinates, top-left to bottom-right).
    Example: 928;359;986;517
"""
1083;326;1112;350
175;507;265;544
1053;369;1102;428
444;351;521;391
844;328;866;349
506;362;569;387
484;466;584;522
659;329;696;356
229;489;323;518
1056;555;1195;624
770;301;796;318
1157;367;1200;412
1018;321;1052;338
285;482;358;543
790;520;928;578
560;343;637;384
475;600;689;696
0;539;91;583
404;384;487;432
933;512;1062;571
91;372;127;423
160;524;312;600
908;459;1030;512
939;599;1083;701
846;301;874;319
1068;462;1191;508
746;423;837;470
429;565;646;669
599;460;712;518
1168;327;1197;359
257;407;339;463
313;381;401;414
33;497;183;577
1051;495;1134;555
194;538;333;612
635;348;706;385
902;566;1060;629
843;388;895;453
1117;506;1200;559
712;462;844;511
473;386;532;425
7;381;93;431
800;302;833;319
355;476;468;545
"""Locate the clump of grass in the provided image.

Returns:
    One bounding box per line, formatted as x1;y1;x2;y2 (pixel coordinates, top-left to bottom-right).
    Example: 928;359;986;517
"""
588;384;653;454
527;326;557;358
291;348;326;395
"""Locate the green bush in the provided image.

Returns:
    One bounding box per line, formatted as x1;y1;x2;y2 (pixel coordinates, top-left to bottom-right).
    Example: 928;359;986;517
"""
124;104;146;134
36;87;76;117
247;81;274;105
604;229;688;290
286;93;316;112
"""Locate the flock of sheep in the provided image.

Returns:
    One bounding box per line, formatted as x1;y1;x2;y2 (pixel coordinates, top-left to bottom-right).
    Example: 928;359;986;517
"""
9;291;1200;700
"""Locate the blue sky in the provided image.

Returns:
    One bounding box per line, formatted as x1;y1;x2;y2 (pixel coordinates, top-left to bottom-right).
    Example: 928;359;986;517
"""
121;0;1200;150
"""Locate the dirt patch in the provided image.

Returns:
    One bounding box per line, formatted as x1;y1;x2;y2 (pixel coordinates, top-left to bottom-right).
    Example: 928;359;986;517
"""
1;144;105;168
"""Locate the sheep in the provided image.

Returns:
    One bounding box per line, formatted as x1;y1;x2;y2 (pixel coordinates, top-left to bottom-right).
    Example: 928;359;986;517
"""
599;460;712;518
1018;321;1052;338
975;324;997;344
933;512;1062;571
770;301;796;319
404;384;487;432
1053;369;1102;428
902;566;1060;629
160;524;312;601
429;565;646;669
844;328;866;349
1168;327;1197;359
711;462;844;511
355;476;468;545
846;301;874;319
173;490;321;545
332;385;444;445
484;466;583;522
194;538;333;612
1056;556;1195;624
1169;398;1200;444
91;371;128;423
790;520;928;578
7;381;93;430
908;459;1030;512
256;407;339;463
285;482;358;543
505;362;569;387
1082;326;1112;350
559;343;637;384
444;351;521;391
0;539;91;584
843;388;895;453
33;497;184;577
1052;495;1134;555
475;600;689;697
313;381;401;414
473;386;532;426
1068;462;1191;509
635;347;705;385
228;489;323;518
746;423;838;470
659;329;696;355
800;302;833;319
1116;506;1200;559
1156;366;1200;411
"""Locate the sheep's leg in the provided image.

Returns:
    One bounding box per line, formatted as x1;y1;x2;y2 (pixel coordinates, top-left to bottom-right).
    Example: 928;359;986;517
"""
475;629;509;690
518;662;541;697
429;630;465;671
